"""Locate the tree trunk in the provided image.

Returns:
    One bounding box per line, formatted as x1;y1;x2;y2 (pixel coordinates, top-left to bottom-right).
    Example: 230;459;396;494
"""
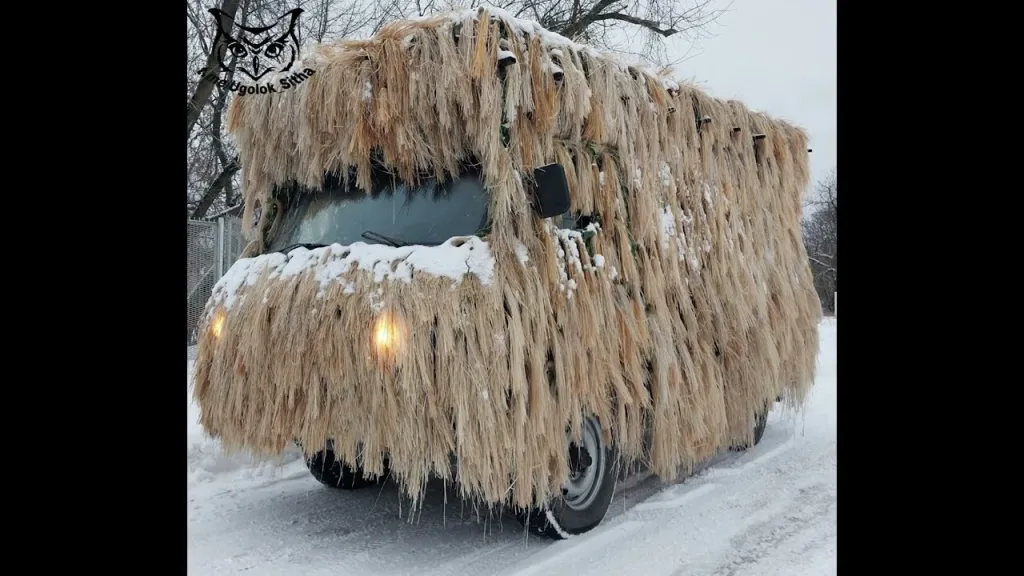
187;0;242;140
191;158;241;220
210;65;237;206
556;0;617;39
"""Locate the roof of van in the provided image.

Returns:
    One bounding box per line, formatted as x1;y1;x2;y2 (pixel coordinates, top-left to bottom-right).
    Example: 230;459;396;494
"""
226;7;809;236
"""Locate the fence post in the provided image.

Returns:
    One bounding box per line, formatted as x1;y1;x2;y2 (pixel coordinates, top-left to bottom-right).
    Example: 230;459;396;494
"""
226;217;233;265
216;217;225;279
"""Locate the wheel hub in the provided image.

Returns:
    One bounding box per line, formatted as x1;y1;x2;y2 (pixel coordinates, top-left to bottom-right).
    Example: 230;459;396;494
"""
568;443;593;473
561;418;605;511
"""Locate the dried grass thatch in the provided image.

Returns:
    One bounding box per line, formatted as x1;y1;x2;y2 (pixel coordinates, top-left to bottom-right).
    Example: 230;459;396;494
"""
193;7;822;511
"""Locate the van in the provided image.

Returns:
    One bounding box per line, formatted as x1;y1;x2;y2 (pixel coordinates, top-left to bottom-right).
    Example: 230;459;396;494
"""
193;8;821;540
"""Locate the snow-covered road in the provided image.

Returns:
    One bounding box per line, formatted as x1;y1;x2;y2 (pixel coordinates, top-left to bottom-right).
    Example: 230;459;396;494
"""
188;319;836;575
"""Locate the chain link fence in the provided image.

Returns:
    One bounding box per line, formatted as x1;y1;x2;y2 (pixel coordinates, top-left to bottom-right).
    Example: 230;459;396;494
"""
188;216;246;346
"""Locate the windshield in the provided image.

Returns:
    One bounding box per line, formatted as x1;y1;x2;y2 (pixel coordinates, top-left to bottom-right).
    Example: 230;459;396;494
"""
267;165;490;251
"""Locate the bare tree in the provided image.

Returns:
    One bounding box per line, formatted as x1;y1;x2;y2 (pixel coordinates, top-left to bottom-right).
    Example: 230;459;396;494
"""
802;169;837;314
185;0;729;220
186;0;390;219
513;0;727;66
188;0;243;141
376;0;728;65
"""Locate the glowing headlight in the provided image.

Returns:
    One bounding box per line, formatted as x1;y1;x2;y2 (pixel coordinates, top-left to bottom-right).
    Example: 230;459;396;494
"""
372;312;402;353
211;311;225;339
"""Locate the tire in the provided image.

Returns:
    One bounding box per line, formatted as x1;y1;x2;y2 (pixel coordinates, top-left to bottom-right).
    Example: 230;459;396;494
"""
752;404;768;446
731;402;770;451
517;417;619;540
306;449;387;490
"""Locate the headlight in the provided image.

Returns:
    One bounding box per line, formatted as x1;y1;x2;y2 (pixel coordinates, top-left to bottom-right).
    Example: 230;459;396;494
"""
372;311;402;354
211;311;225;339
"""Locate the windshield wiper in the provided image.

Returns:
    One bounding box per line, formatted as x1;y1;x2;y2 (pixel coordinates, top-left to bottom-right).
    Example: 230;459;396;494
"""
361;230;408;247
278;242;328;254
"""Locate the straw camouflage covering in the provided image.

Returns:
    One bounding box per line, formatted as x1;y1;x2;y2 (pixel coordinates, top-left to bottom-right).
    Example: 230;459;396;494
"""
193;7;822;512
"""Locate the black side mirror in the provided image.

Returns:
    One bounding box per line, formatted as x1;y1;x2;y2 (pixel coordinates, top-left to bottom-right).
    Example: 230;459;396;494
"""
531;163;571;219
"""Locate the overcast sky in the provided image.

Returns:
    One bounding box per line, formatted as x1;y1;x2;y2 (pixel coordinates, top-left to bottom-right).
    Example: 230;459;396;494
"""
667;0;837;191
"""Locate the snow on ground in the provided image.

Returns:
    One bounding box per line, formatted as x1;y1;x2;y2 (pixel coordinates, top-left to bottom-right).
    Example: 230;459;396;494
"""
188;318;836;575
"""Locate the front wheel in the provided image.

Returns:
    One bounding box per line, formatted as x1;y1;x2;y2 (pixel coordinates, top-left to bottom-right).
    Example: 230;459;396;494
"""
517;417;619;540
306;449;388;490
731;402;770;451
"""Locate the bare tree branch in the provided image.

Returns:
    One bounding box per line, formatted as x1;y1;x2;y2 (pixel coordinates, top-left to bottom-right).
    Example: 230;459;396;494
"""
556;0;617;39
186;1;213;57
802;169;838;312
191;157;241;220
589;12;679;37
